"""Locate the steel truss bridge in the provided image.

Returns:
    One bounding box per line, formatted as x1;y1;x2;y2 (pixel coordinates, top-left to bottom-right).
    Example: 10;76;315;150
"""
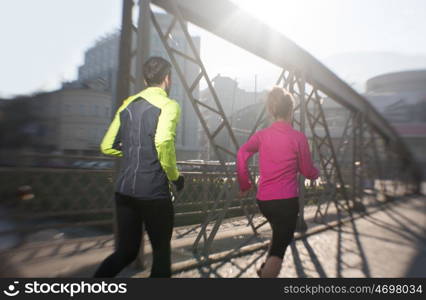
115;0;421;258
0;0;421;273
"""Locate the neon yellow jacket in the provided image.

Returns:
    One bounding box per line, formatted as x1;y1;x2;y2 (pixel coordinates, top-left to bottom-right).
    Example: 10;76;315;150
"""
100;87;181;198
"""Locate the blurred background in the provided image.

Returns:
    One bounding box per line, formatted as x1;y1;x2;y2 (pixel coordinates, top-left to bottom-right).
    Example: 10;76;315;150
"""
0;0;425;277
1;0;426;167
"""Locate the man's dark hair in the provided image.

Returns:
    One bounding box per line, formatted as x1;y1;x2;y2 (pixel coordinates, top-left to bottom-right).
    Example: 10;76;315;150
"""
143;56;172;86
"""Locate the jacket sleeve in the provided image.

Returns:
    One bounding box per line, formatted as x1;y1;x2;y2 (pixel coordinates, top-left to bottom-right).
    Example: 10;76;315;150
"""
100;99;130;157
237;133;260;192
297;133;319;180
155;101;181;181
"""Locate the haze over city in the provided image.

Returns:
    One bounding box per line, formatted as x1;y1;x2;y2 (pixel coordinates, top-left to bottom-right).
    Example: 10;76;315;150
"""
1;0;426;97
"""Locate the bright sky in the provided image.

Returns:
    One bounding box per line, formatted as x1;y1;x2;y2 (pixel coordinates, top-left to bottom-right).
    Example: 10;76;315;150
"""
1;0;425;97
233;0;426;58
0;0;121;97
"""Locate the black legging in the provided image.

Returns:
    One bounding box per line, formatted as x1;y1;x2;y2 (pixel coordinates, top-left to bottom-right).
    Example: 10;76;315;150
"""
257;197;299;259
94;193;174;278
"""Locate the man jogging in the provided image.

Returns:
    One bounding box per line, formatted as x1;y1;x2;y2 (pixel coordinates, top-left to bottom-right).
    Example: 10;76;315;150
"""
94;56;184;278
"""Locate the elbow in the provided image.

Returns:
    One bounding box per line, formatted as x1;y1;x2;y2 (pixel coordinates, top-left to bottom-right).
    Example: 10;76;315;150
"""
100;141;113;156
100;144;122;157
236;147;248;166
237;145;247;157
100;144;108;155
101;148;113;156
155;137;174;149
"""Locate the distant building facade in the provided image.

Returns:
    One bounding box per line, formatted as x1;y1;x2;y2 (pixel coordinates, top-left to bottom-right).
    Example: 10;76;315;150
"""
206;75;264;115
0;89;112;156
198;75;267;160
365;70;426;173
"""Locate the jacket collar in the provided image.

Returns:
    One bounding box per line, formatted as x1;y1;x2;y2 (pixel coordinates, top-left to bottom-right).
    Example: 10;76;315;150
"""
144;86;167;97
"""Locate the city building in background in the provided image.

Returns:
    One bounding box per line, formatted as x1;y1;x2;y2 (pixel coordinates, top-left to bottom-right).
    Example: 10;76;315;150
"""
203;75;264;115
198;75;267;159
224;95;350;164
76;31;119;93
3;9;425;170
0;89;112;162
365;70;426;173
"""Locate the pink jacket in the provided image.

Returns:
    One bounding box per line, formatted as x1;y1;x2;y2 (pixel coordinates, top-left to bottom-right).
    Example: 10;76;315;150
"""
237;121;319;201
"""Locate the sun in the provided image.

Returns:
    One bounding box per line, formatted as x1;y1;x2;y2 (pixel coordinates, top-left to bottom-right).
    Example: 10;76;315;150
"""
230;0;337;57
231;0;304;31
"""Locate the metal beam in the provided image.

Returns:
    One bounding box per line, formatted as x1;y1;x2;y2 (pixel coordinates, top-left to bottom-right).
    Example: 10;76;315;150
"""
152;0;421;180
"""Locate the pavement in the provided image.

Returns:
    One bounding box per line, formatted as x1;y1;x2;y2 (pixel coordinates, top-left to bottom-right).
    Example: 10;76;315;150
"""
0;195;425;278
172;196;426;278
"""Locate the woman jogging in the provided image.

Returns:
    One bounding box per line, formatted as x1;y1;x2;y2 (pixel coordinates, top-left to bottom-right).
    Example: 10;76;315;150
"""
237;87;319;278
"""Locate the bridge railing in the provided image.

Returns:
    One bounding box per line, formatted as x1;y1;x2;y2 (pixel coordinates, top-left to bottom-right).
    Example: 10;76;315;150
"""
0;155;252;242
0;151;416;243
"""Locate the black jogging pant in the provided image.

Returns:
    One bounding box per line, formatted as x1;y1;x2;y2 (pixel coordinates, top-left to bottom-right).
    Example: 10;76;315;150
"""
94;192;174;278
257;197;299;259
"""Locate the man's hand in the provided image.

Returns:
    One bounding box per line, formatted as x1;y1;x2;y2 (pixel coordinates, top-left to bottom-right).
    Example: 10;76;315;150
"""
172;175;185;192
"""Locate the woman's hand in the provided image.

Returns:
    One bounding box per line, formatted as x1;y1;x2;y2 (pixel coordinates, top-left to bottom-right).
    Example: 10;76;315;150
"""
239;190;249;198
238;186;253;198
